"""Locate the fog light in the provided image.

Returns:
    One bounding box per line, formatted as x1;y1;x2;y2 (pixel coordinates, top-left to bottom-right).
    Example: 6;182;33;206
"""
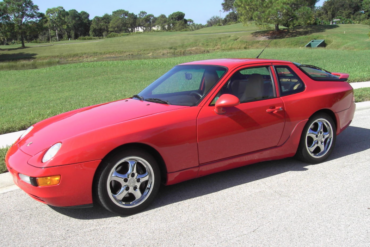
19;174;32;185
36;175;61;186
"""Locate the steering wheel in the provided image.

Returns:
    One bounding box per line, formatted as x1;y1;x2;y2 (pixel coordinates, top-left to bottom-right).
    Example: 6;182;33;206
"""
190;92;203;99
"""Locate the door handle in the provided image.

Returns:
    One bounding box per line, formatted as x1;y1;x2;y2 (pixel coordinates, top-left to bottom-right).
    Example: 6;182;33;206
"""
266;106;284;114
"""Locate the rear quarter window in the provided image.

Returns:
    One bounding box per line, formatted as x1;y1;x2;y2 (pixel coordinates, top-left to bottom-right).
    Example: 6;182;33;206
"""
275;66;305;96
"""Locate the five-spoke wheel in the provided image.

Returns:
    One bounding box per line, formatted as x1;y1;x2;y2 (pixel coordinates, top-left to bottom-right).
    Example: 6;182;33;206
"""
296;113;336;164
95;149;161;215
305;118;334;159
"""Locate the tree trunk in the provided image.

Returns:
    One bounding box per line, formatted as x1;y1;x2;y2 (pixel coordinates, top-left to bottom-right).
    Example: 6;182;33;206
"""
49;28;51;43
20;31;25;48
56;29;59;41
275;24;280;31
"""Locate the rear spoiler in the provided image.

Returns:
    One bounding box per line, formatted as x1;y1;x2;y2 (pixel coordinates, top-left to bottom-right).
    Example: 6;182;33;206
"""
331;72;349;81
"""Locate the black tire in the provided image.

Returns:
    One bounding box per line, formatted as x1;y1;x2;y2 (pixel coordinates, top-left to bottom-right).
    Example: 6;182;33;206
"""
296;113;337;164
94;149;161;215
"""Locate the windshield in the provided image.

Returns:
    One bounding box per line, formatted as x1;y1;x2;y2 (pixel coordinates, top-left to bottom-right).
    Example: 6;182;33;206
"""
135;65;227;106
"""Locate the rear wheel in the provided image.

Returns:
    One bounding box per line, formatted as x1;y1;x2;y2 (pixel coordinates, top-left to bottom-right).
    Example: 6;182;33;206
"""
296;113;336;164
95;149;161;215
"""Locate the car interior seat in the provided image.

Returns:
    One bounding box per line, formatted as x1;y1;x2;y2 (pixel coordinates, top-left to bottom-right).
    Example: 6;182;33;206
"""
230;74;264;103
203;70;219;95
240;74;264;102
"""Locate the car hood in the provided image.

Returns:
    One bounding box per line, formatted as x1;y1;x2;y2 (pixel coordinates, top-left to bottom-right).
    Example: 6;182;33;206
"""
19;99;186;156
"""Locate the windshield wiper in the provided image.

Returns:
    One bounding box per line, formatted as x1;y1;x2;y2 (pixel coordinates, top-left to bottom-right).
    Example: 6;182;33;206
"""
132;94;144;101
145;98;170;105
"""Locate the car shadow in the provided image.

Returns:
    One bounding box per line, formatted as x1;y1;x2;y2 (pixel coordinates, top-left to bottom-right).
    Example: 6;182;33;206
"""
49;204;116;219
50;126;369;219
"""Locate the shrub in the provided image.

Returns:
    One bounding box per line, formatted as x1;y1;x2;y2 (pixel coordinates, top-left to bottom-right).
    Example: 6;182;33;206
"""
78;36;99;41
106;32;130;38
0;147;9;174
106;33;119;38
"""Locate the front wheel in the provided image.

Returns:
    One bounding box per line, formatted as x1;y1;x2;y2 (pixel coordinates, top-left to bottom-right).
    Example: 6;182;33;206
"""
95;149;161;215
296;113;336;164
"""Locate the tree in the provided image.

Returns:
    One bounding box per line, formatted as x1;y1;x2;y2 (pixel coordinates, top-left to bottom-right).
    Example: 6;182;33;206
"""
235;0;318;31
222;0;236;12
79;11;90;36
207;16;223;27
66;9;80;39
46;7;68;42
318;0;363;22
0;2;11;45
90;16;102;36
138;11;147;20
363;0;370;21
23;13;45;42
223;11;238;24
143;14;155;31
126;12;137;32
137;11;155;31
109;9;137;33
364;0;370;12
168;11;187;30
155;14;168;31
90;14;111;37
3;0;41;47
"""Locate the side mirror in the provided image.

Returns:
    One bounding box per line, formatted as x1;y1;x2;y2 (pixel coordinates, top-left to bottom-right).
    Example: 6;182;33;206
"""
214;94;240;114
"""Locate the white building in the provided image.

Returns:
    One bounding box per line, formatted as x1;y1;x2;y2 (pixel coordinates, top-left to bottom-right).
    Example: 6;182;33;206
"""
134;25;163;32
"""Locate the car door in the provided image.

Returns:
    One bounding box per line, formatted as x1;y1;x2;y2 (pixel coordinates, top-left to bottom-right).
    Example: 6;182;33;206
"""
197;65;286;164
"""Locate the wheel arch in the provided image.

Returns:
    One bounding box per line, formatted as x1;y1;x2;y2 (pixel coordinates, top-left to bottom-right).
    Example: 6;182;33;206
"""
92;143;168;201
309;109;338;131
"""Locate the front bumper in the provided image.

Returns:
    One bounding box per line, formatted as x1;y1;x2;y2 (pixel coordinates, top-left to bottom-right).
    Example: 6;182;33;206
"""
6;145;101;207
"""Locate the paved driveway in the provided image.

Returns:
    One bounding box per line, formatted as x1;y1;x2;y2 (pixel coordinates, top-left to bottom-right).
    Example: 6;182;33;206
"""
1;109;369;246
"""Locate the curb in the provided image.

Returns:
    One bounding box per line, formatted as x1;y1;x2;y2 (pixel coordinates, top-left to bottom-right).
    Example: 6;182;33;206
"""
355;101;370;111
1;101;370;193
0;172;18;194
351;81;370;89
0;130;24;149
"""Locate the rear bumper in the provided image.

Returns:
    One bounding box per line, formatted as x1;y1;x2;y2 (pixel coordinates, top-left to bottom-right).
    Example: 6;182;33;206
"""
336;101;356;135
6;146;101;207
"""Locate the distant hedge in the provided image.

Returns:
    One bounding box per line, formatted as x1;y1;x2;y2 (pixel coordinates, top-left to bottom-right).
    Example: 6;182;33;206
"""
78;36;100;40
106;33;130;38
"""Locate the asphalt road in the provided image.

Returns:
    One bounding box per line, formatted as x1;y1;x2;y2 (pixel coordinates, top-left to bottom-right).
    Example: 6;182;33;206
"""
1;109;369;247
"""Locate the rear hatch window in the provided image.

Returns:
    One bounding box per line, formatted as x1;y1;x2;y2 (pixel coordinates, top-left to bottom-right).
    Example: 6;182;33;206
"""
295;64;347;81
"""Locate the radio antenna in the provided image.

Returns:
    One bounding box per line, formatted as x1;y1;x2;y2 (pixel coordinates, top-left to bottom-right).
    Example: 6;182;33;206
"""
256;36;275;59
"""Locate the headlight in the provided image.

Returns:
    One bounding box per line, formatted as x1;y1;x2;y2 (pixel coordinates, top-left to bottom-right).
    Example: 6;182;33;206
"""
19;126;34;140
42;143;62;163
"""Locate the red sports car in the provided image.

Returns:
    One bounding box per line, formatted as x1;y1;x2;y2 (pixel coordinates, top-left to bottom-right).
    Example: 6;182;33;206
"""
6;59;355;215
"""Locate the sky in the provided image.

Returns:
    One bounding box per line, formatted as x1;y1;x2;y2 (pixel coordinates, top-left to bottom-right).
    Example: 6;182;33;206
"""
32;0;327;25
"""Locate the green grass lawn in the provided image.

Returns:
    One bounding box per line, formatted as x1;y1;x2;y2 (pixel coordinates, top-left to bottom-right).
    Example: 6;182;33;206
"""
0;23;369;70
1;48;370;135
354;88;370;102
0;147;9;174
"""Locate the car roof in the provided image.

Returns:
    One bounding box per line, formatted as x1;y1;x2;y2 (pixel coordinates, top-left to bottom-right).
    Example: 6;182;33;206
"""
180;58;293;69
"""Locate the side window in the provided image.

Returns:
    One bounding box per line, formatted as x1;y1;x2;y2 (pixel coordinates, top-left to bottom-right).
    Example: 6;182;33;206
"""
211;66;276;105
275;66;305;96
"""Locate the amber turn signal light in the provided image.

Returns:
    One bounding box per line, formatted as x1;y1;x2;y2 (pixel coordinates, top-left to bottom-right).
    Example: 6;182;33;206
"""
36;175;61;186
